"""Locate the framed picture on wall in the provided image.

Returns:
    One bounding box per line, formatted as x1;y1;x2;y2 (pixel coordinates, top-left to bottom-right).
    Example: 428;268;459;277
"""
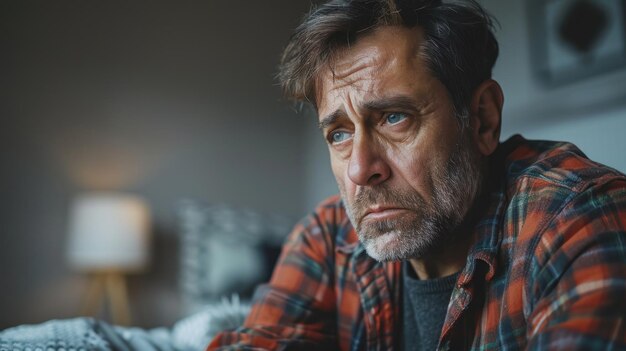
528;0;626;86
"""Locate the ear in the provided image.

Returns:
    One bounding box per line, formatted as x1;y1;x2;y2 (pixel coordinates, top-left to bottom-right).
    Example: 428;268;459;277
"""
468;79;503;156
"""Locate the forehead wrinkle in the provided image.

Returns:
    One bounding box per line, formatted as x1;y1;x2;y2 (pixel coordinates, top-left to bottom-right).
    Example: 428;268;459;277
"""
332;48;384;80
328;67;391;113
317;27;427;116
318;69;378;116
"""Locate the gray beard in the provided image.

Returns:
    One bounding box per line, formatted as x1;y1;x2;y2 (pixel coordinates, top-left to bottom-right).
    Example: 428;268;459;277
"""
341;133;483;262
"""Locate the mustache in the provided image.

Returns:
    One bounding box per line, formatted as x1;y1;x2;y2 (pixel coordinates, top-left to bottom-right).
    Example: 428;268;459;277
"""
352;184;426;222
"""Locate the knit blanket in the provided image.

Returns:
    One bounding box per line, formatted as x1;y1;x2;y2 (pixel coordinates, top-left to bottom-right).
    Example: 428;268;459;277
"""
0;296;250;351
0;318;113;351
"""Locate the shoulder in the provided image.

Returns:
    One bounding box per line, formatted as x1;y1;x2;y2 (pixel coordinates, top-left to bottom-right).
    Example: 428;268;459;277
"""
498;136;625;234
500;135;626;237
502;135;625;196
498;136;626;301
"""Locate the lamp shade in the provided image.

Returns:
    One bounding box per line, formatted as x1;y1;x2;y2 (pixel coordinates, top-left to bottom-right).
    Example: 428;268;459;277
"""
67;193;151;271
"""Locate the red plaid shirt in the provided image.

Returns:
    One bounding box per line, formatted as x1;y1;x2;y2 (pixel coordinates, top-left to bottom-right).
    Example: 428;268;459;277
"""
209;135;626;350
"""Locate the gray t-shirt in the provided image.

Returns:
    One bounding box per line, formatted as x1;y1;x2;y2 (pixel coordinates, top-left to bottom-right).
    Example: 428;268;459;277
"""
402;262;459;351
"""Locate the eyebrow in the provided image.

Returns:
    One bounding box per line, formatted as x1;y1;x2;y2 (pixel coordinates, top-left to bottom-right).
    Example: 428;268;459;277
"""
363;95;418;112
318;110;343;130
317;95;420;130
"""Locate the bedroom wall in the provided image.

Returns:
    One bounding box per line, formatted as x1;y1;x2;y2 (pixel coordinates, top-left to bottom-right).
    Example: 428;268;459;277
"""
0;0;314;329
303;0;626;210
483;0;626;171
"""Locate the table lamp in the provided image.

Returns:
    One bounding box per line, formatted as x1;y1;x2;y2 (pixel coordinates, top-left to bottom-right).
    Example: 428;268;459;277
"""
66;192;151;325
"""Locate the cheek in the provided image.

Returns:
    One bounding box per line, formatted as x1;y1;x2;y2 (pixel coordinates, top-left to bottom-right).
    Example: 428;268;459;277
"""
330;155;359;202
390;145;435;198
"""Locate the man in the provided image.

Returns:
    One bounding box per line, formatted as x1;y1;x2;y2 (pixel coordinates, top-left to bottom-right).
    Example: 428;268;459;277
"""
209;0;626;349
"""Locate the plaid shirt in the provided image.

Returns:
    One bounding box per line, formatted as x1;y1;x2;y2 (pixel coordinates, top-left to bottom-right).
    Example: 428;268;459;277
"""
208;135;626;350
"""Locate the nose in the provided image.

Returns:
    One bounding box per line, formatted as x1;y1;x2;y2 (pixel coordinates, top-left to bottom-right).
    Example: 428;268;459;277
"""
347;134;391;186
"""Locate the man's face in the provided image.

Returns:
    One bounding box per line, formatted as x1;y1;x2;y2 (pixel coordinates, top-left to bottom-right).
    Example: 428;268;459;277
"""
316;26;483;261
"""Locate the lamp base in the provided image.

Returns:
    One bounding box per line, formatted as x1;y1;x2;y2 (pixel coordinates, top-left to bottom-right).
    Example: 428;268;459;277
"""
81;271;131;326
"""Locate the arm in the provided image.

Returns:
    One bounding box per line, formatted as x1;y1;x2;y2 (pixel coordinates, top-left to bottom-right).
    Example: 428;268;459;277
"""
207;211;339;350
527;179;626;350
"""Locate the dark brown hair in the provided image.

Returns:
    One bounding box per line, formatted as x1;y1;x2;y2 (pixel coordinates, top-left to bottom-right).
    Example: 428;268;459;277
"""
278;0;498;122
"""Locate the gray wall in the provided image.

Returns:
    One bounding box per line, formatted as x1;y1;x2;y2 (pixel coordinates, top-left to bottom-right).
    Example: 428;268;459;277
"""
484;0;626;170
0;0;314;328
304;0;626;210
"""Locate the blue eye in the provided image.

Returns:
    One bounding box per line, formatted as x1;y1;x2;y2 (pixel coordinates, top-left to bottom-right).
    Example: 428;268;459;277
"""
330;131;351;144
386;113;407;125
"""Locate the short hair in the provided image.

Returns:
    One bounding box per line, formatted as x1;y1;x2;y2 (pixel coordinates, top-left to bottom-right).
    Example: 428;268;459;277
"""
278;0;499;123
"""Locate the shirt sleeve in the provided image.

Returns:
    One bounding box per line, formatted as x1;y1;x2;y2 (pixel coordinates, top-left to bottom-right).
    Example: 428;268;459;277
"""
526;178;626;350
207;211;339;350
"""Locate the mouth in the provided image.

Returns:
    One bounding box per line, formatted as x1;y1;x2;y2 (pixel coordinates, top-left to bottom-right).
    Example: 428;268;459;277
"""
362;206;408;222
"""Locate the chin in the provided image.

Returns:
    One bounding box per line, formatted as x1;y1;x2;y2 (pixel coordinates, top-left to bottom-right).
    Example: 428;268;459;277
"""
361;221;444;262
363;230;416;262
